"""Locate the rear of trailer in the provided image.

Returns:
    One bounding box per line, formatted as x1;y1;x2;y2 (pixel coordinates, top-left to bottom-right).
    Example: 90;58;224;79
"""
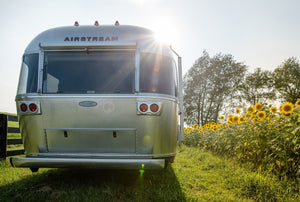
11;21;184;171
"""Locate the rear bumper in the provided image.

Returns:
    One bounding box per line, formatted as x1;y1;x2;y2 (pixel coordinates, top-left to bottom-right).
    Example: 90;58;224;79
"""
10;157;165;169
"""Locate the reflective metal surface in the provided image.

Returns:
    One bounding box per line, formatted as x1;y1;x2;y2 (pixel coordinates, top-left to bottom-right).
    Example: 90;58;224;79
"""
14;25;181;170
11;157;165;169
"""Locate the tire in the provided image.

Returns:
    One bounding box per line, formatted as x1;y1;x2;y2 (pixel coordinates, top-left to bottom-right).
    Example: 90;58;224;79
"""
30;168;39;173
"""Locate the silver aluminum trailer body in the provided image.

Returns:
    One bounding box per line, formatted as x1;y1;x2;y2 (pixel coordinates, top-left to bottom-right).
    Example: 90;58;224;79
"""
11;23;184;170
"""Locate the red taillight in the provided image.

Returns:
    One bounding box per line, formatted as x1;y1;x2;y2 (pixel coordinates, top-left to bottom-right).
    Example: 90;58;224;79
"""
20;103;28;112
137;101;161;115
150;104;159;112
139;103;148;112
29;103;37;112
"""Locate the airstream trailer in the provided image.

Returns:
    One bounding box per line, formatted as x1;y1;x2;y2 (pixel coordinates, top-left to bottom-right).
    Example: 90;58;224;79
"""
10;21;184;172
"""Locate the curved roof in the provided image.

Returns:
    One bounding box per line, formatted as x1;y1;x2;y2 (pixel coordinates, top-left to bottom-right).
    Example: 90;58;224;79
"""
25;25;170;55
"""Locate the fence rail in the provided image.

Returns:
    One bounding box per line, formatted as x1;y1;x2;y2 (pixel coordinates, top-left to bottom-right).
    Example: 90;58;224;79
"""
0;114;24;159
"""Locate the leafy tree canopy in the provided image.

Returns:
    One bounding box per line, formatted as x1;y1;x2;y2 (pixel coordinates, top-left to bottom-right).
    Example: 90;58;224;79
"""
273;57;300;103
183;50;247;126
238;68;276;106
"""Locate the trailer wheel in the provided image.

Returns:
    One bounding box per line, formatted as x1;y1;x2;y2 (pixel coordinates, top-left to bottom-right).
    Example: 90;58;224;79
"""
164;160;169;169
30;168;39;173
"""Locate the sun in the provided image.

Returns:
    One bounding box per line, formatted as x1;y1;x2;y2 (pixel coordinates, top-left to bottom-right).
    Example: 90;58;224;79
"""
150;19;178;45
154;30;171;44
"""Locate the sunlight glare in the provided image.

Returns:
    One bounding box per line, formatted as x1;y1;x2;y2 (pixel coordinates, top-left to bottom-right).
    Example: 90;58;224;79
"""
151;19;178;45
130;0;146;6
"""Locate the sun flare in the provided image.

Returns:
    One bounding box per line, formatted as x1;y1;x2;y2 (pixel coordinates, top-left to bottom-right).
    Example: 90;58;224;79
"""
150;19;178;45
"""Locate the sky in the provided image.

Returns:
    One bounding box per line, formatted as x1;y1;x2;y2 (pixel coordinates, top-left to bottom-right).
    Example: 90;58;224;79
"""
0;0;299;113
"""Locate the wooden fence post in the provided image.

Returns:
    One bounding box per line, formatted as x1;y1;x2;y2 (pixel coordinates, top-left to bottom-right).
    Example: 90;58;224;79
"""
0;114;8;160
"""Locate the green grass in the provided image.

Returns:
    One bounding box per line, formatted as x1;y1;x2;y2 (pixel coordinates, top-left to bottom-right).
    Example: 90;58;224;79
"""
7;120;19;128
6;117;23;151
0;145;299;201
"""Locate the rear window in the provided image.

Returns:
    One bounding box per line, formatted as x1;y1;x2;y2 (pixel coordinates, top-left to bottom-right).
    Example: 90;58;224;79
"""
140;53;177;96
43;51;135;94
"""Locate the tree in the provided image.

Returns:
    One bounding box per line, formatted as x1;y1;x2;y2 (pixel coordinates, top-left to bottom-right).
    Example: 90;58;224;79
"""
237;68;276;106
183;51;247;126
272;57;300;103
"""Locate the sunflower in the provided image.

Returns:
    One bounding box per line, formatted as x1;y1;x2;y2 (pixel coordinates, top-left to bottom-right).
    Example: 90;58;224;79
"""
236;108;241;114
219;115;225;120
282;102;294;114
239;116;245;123
228;114;234;123
257;111;266;119
233;116;239;123
295;99;300;108
270;106;277;113
254;103;263;111
246;106;254;114
211;125;217;132
279;105;283;113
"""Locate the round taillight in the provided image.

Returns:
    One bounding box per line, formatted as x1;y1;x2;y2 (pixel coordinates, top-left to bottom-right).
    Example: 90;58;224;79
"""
29;103;37;112
139;103;148;112
150;103;159;112
20;103;28;112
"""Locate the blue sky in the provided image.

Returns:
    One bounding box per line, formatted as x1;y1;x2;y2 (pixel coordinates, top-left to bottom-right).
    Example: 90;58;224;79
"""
1;0;299;113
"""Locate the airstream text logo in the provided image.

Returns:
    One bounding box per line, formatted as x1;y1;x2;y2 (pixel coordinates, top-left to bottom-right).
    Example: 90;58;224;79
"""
64;36;118;42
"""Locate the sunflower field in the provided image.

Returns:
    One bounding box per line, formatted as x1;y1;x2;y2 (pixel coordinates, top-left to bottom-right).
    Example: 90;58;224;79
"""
184;99;300;180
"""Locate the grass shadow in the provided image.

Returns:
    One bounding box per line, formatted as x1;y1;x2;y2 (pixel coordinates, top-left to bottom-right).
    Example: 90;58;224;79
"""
0;166;186;201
